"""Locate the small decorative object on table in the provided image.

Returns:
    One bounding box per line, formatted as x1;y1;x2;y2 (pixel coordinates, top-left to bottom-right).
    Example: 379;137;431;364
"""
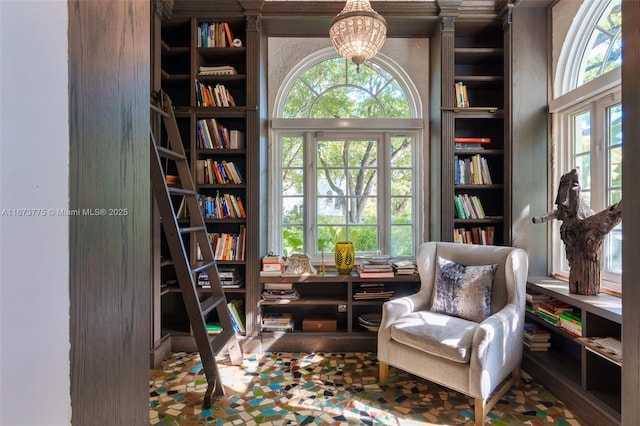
334;241;355;275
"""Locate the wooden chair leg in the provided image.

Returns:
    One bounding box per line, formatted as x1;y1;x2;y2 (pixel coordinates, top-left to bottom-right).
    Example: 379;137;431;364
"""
474;398;486;426
379;361;389;386
474;367;520;425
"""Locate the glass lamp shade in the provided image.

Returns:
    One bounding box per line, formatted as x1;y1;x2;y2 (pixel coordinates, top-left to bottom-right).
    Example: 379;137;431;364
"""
329;0;387;69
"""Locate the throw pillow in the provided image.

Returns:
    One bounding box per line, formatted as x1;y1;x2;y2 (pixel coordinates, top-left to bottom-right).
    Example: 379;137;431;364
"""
431;256;497;323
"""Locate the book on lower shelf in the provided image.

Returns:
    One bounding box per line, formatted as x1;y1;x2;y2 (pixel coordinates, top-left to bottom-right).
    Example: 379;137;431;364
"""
453;226;495;245
227;298;245;334
523;322;552;351
262;312;294;332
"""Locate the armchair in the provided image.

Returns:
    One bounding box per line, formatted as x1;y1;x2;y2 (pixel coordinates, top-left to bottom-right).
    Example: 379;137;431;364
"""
378;242;528;426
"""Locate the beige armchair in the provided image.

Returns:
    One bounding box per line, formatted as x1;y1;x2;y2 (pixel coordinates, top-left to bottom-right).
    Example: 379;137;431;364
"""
378;242;528;426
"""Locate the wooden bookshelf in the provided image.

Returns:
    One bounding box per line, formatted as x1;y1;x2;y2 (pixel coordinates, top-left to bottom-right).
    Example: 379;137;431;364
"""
524;277;622;426
437;20;510;246
154;9;261;353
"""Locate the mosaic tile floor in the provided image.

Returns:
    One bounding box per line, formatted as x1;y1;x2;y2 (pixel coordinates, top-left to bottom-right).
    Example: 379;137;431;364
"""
150;352;586;426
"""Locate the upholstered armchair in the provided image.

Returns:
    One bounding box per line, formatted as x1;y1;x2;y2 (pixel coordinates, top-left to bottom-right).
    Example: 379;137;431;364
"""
378;242;528;426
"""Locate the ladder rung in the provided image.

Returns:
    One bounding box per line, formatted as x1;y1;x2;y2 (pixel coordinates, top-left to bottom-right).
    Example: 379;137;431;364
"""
168;187;196;196
156;145;187;161
200;295;226;316
209;327;235;354
192;261;217;275
180;225;207;234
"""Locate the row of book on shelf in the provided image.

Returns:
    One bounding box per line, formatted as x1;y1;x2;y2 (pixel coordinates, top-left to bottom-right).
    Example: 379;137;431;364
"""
453;226;495;245
454;193;486;219
454;154;493;185
196;159;244;185
202;298;245;335
197;21;237;48
195;81;236;107
454;81;470;108
525;291;622;363
196;227;247;261
196;192;246;220
524;291;583;352
261;282;300;302
259;253;417;278
197;118;244;150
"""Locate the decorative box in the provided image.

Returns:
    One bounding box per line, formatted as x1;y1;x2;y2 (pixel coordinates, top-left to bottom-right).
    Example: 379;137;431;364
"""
302;315;337;332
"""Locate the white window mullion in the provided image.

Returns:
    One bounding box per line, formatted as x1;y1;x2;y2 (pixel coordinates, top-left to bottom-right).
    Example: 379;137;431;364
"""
378;132;391;254
305;131;317;255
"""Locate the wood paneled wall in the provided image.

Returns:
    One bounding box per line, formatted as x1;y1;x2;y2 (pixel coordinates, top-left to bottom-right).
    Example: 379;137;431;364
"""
622;1;640;425
68;1;150;424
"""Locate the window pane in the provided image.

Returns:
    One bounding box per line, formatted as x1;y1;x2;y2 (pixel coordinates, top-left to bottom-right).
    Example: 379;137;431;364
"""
317;170;347;194
578;0;621;85
317;226;346;252
348;140;377;167
391;197;412;224
282;197;303;224
282;169;303;195
349;226;378;252
605;225;622;272
390;136;412;167
318;197;345;224
391;226;413;256
282;225;304;256
391;170;412;196
573;111;591;154
575;154;591;191
282;136;304;167
318;141;345;168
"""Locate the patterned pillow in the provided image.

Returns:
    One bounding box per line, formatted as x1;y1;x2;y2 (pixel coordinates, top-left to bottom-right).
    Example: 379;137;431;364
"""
431;256;497;323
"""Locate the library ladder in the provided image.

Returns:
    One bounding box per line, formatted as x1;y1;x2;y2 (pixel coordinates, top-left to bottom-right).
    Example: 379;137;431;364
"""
150;91;242;409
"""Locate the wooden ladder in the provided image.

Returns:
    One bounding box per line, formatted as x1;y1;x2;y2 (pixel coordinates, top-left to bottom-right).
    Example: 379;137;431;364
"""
150;91;243;409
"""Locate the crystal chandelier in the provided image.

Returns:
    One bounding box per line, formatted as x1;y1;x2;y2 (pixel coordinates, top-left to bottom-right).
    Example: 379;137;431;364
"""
329;0;387;71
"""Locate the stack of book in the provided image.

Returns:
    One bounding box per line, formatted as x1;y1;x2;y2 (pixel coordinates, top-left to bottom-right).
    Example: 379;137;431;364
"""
353;283;394;300
559;310;582;337
260;254;284;277
536;298;574;327
523;322;552;351
218;265;244;289
261;313;294;332
526;291;550;314
261;282;299;301
357;261;395;278
392;260;417;275
198;65;237;76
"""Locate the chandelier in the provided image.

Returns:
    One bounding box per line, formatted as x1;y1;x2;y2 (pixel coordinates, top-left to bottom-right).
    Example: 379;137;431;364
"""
329;0;387;71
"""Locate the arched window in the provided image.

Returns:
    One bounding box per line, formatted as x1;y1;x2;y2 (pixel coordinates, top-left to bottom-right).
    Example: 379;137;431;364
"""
270;48;423;259
550;0;622;294
577;0;621;86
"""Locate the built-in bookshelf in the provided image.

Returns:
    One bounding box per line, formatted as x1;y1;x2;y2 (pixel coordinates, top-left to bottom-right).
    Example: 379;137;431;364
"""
258;272;420;352
525;277;622;426
439;21;510;246
155;13;259;353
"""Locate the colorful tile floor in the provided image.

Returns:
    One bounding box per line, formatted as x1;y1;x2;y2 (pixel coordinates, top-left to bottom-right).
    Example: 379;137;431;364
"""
150;351;586;426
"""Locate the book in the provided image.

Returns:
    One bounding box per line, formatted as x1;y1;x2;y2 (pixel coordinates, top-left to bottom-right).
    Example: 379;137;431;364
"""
262;312;293;324
198;65;237;76
454;137;491;144
227;299;245;334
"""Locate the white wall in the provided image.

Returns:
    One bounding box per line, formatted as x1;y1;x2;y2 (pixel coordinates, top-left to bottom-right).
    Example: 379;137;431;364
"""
0;1;71;425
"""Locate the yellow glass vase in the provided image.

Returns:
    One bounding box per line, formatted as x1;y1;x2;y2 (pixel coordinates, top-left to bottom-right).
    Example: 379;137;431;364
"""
334;241;355;275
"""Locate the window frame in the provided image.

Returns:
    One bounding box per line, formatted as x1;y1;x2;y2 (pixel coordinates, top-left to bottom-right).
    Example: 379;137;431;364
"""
270;120;423;261
550;81;621;294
